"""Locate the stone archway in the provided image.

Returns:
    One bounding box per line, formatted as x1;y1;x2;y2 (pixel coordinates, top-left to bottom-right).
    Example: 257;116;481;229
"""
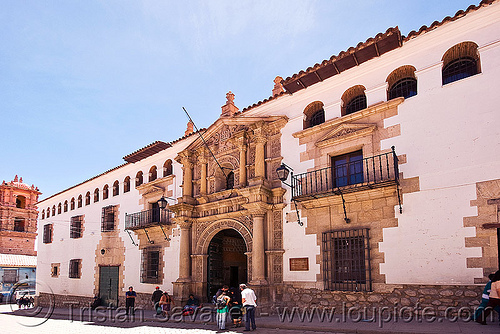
192;219;253;301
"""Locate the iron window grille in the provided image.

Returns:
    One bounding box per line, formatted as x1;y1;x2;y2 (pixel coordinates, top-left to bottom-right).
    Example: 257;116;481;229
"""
70;215;83;238
69;259;81;279
124;177;131;193
310;109;325;127
442;57;478;85
43;224;53;244
103;185;109;200
141;248;161;283
388;77;417;100
113;181;119;196
345;95;367;115
322;228;372;292
101;206;116;232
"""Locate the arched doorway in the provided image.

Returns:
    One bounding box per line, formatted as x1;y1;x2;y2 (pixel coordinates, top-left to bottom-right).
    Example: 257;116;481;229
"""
207;229;247;300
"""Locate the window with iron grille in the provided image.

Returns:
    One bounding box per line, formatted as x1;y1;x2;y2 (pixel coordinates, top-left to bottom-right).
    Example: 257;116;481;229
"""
345;95;367;115
43;224;53;244
141;248;161;283
332;150;364;188
310;109;325;127
322;228;372;292
388;77;417;100
101;206;116;232
69;259;81;279
70;215;83;238
442;57;478;85
3;269;18;283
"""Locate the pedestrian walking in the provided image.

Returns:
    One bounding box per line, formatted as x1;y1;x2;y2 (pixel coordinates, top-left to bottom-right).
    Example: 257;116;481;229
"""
151;286;163;315
159;291;174;317
125;286;136;315
477;270;500;325
216;290;231;330
474;273;500;322
240;283;257;331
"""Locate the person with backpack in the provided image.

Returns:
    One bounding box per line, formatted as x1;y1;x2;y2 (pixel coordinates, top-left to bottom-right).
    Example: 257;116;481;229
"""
216;290;231;330
159;291;174;318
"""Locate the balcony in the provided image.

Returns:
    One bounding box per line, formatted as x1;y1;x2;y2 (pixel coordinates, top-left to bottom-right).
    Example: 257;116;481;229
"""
125;208;173;230
291;149;399;201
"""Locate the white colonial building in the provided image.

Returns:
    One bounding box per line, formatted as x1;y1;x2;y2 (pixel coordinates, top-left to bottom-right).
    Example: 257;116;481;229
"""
37;0;500;313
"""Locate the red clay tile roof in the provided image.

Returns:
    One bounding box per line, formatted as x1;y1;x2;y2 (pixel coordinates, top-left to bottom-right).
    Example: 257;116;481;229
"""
404;0;497;41
123;141;172;163
241;0;497;114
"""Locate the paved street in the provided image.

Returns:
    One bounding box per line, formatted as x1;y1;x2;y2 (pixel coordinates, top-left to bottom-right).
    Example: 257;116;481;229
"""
0;305;342;334
2;304;500;334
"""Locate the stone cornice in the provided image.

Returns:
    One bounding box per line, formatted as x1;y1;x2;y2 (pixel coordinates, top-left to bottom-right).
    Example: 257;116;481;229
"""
292;98;403;139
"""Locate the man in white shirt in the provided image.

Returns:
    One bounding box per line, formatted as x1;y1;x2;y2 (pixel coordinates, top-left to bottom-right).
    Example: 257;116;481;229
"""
240;283;257;331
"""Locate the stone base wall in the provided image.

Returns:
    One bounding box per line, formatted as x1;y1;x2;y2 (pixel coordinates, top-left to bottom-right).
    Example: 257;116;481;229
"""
273;283;483;316
37;292;156;310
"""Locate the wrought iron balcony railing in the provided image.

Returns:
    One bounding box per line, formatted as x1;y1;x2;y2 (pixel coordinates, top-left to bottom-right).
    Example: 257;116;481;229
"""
125;207;173;230
291;148;399;201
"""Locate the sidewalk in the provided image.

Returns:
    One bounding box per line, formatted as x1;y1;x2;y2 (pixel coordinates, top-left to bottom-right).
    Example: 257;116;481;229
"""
4;305;500;334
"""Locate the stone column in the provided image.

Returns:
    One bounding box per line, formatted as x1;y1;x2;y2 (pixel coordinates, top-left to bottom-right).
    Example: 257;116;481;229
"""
178;221;192;282
182;157;193;197
239;143;247;187
255;136;266;178
200;157;207;195
251;213;267;284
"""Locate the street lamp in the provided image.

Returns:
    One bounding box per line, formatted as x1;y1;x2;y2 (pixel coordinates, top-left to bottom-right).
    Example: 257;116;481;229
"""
275;163;303;226
157;196;175;210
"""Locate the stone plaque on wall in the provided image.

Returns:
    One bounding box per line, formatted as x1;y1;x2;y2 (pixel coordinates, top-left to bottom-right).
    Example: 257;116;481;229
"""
289;257;309;271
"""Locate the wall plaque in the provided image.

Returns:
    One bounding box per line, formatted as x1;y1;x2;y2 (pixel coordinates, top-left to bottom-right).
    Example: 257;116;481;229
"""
289;257;309;271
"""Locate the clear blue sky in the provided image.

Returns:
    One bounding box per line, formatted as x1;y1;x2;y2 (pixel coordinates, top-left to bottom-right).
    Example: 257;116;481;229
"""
0;0;479;200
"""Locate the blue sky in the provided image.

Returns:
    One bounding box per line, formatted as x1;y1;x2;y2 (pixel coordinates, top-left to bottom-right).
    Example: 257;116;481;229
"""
0;0;480;200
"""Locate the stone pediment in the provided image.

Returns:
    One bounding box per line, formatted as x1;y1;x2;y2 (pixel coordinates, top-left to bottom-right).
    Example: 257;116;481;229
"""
315;123;376;148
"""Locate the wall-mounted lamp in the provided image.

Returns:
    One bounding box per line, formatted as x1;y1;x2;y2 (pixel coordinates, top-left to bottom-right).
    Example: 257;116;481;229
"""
275;163;303;226
157;196;175;210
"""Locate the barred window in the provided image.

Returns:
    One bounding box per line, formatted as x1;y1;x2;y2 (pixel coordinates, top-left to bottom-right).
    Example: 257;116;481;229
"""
149;166;157;182
345;95;367;115
388;77;417;100
303;101;325;129
43;224;53;244
70;215;83;238
101;206;116;232
322;228;372;292
58;203;62;214
94;188;99;203
141;248;161;284
41;210;45;220
69;259;81;279
310;109;325;127
163;160;173;177
78;195;83;208
52;205;56;216
3;269;18;283
85;192;91;206
71;198;75;210
442;42;480;85
64;200;68;212
136;171;143;187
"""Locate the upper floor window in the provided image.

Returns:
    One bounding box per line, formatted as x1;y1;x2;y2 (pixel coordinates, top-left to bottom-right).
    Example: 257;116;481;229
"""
103;185;109;200
303;101;325;129
64;200;68;212
70;215;83;239
141;247;161;284
124;176;131;193
16;195;26;209
163;160;173;177
14;218;25;232
136;171;143;187
52;205;56;216
101;205;116;232
149;166;157;182
71;197;75;210
387;65;417;100
342;85;366;116
46;207;50;218
85;192;91;206
78;195;83;208
113;180;119;196
43;224;53;244
41;210;45;220
94;188;99;203
442;41;480;85
57;203;62;214
332;150;364;188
